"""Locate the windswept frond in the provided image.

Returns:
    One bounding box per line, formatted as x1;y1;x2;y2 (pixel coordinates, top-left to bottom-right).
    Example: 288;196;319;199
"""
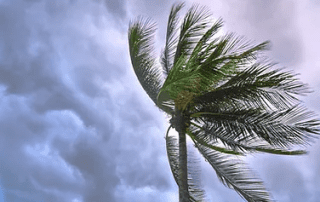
201;36;270;69
190;105;319;148
190;121;307;155
160;32;273;112
161;2;185;75
193;62;310;112
187;18;224;68
166;125;180;186
187;146;207;201
195;143;273;202
174;4;212;64
187;128;243;155
197;34;270;82
158;54;205;111
182;37;269;103
128;17;162;105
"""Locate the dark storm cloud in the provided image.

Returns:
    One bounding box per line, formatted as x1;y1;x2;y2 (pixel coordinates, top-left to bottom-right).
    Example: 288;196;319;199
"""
114;90;172;190
244;148;320;202
0;94;80;202
52;134;120;202
0;0;117;138
0;0;175;201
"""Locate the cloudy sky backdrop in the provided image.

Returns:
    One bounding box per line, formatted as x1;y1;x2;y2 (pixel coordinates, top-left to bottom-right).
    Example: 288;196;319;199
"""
0;0;320;201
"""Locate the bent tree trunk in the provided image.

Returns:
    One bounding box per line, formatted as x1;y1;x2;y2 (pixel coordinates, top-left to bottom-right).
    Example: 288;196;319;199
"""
177;111;188;202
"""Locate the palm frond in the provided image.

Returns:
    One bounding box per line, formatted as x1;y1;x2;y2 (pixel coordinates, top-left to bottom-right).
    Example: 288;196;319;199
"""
161;2;185;76
158;54;205;111
187;146;207;201
166;126;206;202
197;34;270;80
128;17;162;105
194;143;273;202
183;36;269;102
193;62;310;112
190;105;319;148
202;36;269;68
166;125;180;186
187;18;223;68
159;32;272;112
174;4;211;65
187;128;243;155
190;121;307;155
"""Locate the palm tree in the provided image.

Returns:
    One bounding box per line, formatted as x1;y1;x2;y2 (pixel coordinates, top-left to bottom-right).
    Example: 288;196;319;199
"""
128;2;319;202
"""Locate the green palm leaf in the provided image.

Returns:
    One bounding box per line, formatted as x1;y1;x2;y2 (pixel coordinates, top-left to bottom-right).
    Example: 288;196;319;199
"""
189;121;308;155
190;105;319;148
128;17;162;106
191;62;310;117
187;18;223;68
161;2;185;75
174;4;211;65
195;142;273;202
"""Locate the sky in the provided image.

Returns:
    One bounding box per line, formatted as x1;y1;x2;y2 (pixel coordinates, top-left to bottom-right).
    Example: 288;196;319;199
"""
0;0;320;201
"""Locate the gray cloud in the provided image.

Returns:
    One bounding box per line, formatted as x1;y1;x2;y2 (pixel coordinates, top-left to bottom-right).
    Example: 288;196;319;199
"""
1;0;320;201
0;95;79;202
53;134;120;202
127;0;174;49
103;0;127;20
263;157;310;202
0;0;172;201
240;0;302;66
197;0;303;67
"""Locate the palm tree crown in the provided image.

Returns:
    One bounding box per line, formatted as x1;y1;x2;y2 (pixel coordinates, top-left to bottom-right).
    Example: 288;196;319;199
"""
128;2;319;202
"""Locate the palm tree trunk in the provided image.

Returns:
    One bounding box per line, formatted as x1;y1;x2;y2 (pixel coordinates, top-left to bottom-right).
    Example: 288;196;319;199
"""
177;111;188;202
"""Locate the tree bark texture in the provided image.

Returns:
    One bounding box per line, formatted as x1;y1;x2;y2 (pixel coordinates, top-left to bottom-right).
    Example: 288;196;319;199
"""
177;111;189;202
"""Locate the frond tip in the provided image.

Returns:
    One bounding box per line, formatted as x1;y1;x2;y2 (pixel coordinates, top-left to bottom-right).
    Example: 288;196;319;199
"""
161;2;185;75
128;17;162;105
